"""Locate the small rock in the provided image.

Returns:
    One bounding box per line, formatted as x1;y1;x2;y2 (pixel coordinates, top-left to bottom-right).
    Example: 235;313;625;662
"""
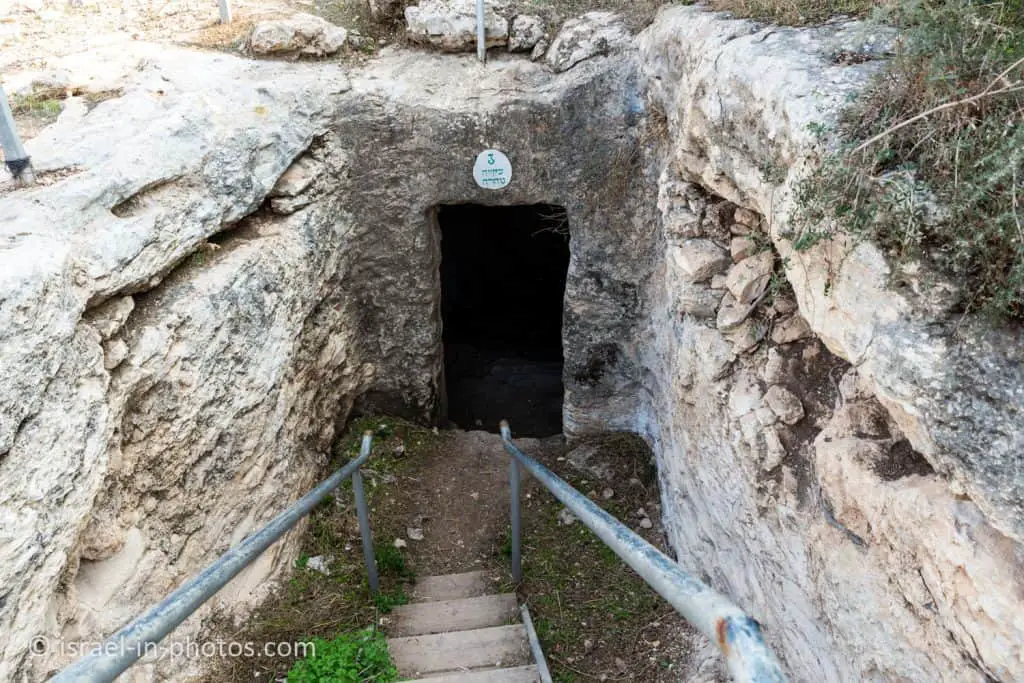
558;508;578;526
762;428;787;471
545;11;629;73
393;538;407;548
530;37;549;61
405;0;508;52
628;477;641;487
601;488;614;500
85;296;134;340
728;372;763;418
676;281;724;318
584;638;593;651
773;296;798;315
306;555;333;575
509;14;545;52
716;292;756;331
730;221;752;236
634;507;646;517
771;314;813;345
270;156;321;198
762;347;789;385
470;491;479;500
269;195;312;215
103;337;129;370
725;251;774;305
730;236;758;262
407;527;424;541
639;517;653;529
755;406;778;426
764;385;804;425
710;274;729;290
249;14;347;57
394;441;406;455
615;658;627;670
671;239;732;283
724;318;763;354
734;207;760;229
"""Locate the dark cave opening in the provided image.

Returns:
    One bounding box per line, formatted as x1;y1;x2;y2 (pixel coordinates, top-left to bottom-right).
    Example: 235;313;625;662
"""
439;203;570;437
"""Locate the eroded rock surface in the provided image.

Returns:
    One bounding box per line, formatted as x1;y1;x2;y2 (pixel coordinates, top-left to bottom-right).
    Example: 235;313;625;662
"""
0;46;364;681
636;7;1024;681
545;12;631;72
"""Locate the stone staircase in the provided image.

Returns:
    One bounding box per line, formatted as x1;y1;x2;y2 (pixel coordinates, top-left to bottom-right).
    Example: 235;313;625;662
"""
387;570;545;682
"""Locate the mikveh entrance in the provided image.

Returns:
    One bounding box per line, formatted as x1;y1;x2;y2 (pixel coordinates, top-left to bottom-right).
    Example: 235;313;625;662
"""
438;204;570;436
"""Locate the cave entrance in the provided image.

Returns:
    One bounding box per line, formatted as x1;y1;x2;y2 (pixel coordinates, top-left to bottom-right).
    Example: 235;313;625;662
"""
438;203;569;437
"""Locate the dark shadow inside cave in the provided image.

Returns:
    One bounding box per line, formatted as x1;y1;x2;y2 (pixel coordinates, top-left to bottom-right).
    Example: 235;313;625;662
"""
439;203;569;437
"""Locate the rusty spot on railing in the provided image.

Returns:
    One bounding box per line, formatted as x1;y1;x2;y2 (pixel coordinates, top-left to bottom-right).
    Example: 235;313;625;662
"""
717;618;731;656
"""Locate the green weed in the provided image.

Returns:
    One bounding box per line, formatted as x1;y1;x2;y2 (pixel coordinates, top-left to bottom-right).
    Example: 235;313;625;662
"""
373;587;409;613
286;629;397;683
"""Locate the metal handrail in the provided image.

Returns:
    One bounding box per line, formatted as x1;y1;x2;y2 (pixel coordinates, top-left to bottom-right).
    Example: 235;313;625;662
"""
500;420;787;683
52;432;380;683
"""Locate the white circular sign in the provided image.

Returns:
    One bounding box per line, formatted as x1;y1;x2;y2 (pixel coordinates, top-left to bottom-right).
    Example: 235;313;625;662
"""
473;149;512;190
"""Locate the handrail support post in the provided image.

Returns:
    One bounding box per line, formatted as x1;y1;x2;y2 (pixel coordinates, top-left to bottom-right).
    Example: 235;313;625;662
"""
352;464;379;595
502;421;522;583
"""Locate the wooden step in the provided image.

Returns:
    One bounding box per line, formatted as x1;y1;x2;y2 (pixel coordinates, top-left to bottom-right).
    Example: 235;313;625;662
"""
411;571;492;603
404;664;541;682
389;624;531;677
391;594;519;637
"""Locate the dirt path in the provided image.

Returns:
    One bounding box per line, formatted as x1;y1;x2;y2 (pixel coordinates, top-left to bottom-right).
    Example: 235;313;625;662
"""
211;421;712;682
387;429;562;577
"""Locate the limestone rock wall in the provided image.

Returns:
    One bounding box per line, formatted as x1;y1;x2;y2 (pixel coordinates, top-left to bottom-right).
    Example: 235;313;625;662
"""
332;47;656;437
0;49;372;680
633;7;1024;681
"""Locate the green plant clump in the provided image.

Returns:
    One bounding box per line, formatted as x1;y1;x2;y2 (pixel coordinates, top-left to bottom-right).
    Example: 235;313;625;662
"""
795;0;1024;319
287;629;398;683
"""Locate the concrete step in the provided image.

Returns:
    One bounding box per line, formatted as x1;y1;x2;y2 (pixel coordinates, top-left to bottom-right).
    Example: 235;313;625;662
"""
411;571;492;603
391;594;519;637
404;664;541;682
389;624;531;677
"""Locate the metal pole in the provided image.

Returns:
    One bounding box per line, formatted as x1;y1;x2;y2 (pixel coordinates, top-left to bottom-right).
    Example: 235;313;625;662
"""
500;420;787;683
352;452;379;595
52;435;375;683
519;604;553;683
0;85;33;185
475;0;485;62
503;422;522;583
218;0;231;24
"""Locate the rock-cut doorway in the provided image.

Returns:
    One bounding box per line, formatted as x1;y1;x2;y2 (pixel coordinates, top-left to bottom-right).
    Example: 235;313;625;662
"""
438;203;570;437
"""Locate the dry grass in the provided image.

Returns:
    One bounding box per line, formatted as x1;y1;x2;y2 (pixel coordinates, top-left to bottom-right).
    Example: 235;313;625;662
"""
793;0;1024;319
186;18;257;51
706;0;882;24
509;0;667;32
505;434;703;682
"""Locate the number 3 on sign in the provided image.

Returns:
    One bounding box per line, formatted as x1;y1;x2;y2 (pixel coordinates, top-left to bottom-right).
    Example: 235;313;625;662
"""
473;150;512;190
